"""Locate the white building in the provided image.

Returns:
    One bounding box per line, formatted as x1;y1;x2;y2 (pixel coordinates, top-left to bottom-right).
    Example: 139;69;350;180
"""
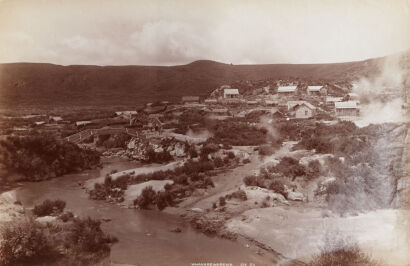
277;86;297;95
289;102;316;119
335;101;359;116
307;86;327;96
223;88;240;99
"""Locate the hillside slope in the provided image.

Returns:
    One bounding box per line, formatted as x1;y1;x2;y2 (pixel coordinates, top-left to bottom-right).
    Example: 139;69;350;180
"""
0;51;408;111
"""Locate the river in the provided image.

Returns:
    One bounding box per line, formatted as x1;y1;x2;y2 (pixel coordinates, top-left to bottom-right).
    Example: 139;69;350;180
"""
15;158;274;266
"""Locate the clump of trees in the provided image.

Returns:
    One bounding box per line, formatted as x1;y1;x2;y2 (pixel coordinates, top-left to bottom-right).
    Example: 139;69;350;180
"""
0;217;117;266
243;157;322;198
225;189;247;201
134;186;174;210
96;133;131;148
144;147;173;163
0;135;100;181
89;154;242;207
210;121;267;146
308;243;380;266
33;199;66;217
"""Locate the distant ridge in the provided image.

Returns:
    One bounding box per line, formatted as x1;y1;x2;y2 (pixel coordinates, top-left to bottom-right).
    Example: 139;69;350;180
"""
0;50;408;112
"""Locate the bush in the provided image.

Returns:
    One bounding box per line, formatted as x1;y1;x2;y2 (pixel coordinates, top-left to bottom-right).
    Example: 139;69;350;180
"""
144;148;173;163
210;121;267;146
243;175;266;188
219;196;226;206
33;199;66;217
274;157;306;180
258;144;275;156
243;175;257;186
59;211;74;223
134;186;157;209
204;177;215;188
308;244;380;266
227;189;247;201
0;220;55;265
69;217;116;254
214;157;224;168
0;135;100;181
201;143;219;156
268;180;286;196
306;160;321;180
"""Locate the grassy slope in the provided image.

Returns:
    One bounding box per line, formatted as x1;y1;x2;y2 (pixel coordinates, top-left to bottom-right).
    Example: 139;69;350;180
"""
0;53;403;111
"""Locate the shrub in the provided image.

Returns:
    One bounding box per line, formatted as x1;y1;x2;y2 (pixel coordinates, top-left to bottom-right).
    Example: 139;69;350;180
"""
274;157;306;180
0;220;55;265
214;157;224;168
134;186;157;209
210;122;267;146
201;143;219;155
33;199;66;217
219;196;226;206
308;244;380;266
242;158;251;164
227;151;235;159
269;180;286;196
69;217;116;254
258;144;275;156
59;211;74;223
144;148;173;163
204;176;215;188
243;175;257;186
243;175;266;187
0;135;100;181
227;189;247;201
306;160;321;180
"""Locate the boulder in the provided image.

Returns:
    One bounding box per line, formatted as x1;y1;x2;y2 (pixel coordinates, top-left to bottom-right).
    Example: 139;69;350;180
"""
170;227;182;233
287;191;304;201
36;216;57;224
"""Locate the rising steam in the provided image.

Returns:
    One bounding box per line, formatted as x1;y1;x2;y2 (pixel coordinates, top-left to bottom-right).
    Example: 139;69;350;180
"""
353;53;409;127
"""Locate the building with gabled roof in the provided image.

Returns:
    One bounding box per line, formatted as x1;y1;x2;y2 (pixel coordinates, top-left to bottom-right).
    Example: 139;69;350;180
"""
181;96;200;104
335;101;359;117
289;101;316;119
223;88;239;99
277;86;297;95
307;85;327;96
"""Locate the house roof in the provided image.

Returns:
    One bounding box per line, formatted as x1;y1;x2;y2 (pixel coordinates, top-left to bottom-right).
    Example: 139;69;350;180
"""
307;86;323;92
75;121;92;126
224;88;239;95
204;98;217;102
265;100;277;105
182;96;200;101
278;86;297;93
287;100;306;110
289;101;316;110
326;96;343;102
49;116;63;121
335;101;358;109
297;102;316;110
212;108;228;113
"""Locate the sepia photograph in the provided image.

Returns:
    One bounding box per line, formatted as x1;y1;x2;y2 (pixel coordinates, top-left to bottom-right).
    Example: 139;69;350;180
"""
0;0;409;265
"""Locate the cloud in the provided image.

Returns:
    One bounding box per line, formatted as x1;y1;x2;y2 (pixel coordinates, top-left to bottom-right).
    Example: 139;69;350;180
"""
129;20;208;64
0;0;408;65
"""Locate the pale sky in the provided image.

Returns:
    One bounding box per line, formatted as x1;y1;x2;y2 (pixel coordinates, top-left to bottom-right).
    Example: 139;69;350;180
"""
0;0;409;65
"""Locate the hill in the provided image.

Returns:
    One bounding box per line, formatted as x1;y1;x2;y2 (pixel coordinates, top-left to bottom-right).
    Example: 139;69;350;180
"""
0;51;408;112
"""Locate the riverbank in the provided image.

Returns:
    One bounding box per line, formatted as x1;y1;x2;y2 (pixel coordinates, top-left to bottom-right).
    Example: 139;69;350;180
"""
2;157;279;266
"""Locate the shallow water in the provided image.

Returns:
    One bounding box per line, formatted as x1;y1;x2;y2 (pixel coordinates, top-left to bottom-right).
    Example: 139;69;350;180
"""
16;158;273;266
